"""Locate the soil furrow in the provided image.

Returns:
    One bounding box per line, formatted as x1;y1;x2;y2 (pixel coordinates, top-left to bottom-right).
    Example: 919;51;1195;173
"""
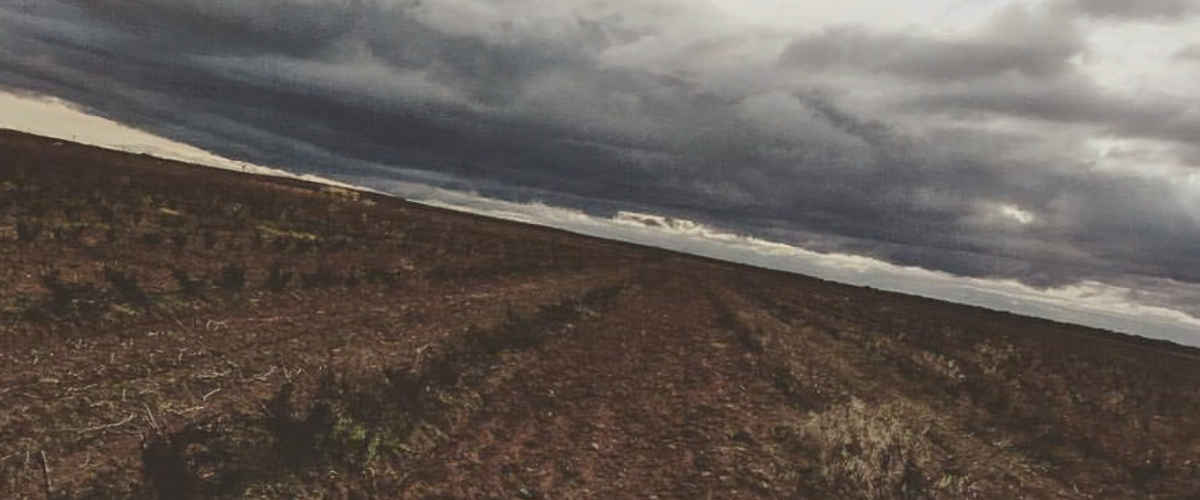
130;278;635;500
395;270;810;499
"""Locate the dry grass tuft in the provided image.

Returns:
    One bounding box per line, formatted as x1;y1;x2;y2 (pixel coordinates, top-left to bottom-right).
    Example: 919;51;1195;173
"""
799;398;935;499
911;351;965;382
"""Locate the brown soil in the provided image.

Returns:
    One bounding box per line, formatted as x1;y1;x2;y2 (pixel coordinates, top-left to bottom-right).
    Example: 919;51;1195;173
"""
2;129;1200;499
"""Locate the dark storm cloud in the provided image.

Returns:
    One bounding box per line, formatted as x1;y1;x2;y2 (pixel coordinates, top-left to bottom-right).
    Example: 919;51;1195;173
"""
901;76;1200;145
1;0;1200;299
78;0;364;57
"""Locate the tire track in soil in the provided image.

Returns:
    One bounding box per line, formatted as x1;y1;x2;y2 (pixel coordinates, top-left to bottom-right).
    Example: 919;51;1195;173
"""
0;267;631;408
407;269;811;500
0;267;636;499
713;274;1091;500
133;275;637;500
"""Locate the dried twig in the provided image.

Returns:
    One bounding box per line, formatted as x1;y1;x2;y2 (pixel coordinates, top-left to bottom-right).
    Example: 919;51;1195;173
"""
39;450;52;498
73;413;137;433
143;402;159;430
193;369;233;379
165;405;205;416
250;366;278;382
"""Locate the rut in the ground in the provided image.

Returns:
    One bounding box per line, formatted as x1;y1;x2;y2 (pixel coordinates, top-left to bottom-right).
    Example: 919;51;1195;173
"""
134;276;633;500
404;269;809;499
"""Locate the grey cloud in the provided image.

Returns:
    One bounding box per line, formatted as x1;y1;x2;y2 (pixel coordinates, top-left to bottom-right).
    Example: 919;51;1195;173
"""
901;76;1200;148
1175;44;1200;61
901;77;1117;122
780;7;1083;81
2;0;1200;307
1072;0;1199;20
78;0;365;57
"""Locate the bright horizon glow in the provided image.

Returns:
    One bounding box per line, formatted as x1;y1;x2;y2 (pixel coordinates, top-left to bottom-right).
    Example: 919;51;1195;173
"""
3;89;1199;346
0;91;362;190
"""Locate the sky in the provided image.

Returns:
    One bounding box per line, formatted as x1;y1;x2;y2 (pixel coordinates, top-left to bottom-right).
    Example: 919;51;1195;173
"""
2;0;1200;342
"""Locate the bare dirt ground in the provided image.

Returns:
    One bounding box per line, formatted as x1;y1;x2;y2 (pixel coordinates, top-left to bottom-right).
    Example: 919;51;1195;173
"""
3;129;1200;499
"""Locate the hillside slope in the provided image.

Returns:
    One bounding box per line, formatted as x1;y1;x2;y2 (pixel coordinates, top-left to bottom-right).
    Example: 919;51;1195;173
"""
2;130;1200;499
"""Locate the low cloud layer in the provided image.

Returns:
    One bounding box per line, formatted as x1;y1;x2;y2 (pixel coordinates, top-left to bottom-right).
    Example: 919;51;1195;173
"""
2;0;1200;321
